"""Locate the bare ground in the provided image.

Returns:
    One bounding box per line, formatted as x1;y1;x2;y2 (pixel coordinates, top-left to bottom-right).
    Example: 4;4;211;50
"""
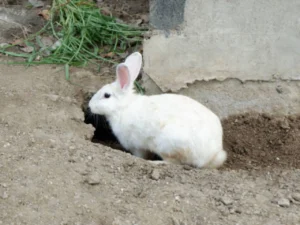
0;60;300;225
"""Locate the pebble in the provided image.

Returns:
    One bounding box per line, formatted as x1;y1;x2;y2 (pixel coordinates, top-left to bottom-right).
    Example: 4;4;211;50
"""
183;165;193;171
171;218;180;225
174;195;180;202
48;94;59;102
0;43;9;48
150;169;160;180
179;175;186;184
140;14;149;23
220;196;233;206
276;85;283;94
235;208;242;214
75;165;90;175
0;183;8;188
20;46;34;53
68;157;77;163
86;172;101;185
292;193;300;202
3;143;10;148
29;0;44;7
1;191;8;199
277;198;290;207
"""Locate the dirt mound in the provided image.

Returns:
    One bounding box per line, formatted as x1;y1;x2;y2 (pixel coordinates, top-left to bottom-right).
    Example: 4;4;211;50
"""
1;63;300;225
223;113;300;170
82;90;300;171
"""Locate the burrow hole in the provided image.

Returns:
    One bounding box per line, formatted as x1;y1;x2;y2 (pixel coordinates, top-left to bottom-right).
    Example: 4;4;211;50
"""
82;92;300;170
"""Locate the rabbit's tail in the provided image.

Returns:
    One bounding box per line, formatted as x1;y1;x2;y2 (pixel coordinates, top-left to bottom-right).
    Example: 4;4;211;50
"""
205;150;227;168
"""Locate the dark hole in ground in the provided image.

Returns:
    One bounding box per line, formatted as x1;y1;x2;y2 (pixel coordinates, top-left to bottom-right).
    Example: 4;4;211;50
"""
82;93;300;170
81;92;162;161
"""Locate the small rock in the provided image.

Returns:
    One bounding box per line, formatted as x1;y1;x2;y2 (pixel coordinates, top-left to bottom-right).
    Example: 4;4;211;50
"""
100;7;112;16
174;195;180;202
276;85;283;94
47;94;59;102
0;43;9;48
0;183;8;188
29;0;44;7
179;175;186;184
40;36;54;48
171;217;180;225
51;39;62;50
86;172;101;185
3;143;10;148
277;198;290;207
229;208;235;214
135;19;143;25
1;191;8;199
27;140;35;147
98;67;110;76
291;193;300;202
134;187;147;198
140;14;149;23
76;166;90;176
35;55;42;61
68;157;76;163
279;120;290;129
20;46;34;53
118;52;128;59
150;169;160;180
183;165;193;170
39;9;50;21
235;208;242;214
220;196;233;206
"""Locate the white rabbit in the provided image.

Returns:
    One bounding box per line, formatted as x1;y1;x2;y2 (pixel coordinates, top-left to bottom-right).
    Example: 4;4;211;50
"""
89;52;227;168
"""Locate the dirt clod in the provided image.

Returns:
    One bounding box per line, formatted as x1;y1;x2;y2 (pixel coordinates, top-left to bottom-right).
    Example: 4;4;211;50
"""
277;198;290;207
1;191;8;199
220;196;233;206
150;168;160;180
85;172;101;185
291;193;300;202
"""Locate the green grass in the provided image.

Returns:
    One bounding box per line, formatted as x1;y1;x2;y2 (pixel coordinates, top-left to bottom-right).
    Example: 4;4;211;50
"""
0;0;146;66
0;0;147;93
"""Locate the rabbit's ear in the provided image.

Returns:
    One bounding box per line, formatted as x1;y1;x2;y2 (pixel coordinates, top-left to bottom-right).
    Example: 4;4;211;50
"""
116;63;131;91
124;52;142;82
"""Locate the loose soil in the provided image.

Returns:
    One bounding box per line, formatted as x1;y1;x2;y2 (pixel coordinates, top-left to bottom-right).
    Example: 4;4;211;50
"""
99;0;149;19
223;113;300;170
1;62;300;225
82;95;300;171
1;1;300;225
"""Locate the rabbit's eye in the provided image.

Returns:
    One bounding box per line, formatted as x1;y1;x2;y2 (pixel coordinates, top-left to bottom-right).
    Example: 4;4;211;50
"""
104;93;111;98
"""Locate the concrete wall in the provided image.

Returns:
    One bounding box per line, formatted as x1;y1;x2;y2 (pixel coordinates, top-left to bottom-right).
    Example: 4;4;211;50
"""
142;0;300;118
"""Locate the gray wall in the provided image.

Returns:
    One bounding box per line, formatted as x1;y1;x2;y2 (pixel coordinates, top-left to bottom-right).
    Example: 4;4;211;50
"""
143;0;300;118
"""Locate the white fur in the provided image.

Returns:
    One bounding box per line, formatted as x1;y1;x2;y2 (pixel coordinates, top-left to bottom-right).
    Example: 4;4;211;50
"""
89;52;227;168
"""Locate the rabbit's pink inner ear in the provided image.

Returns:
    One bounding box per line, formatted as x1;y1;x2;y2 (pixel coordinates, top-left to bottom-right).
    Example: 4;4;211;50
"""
117;64;130;89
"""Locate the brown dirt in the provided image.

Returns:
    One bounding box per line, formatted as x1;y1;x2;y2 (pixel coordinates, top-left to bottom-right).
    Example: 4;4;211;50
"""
1;60;300;225
98;0;149;25
223;113;300;170
83;94;300;171
101;0;149;14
